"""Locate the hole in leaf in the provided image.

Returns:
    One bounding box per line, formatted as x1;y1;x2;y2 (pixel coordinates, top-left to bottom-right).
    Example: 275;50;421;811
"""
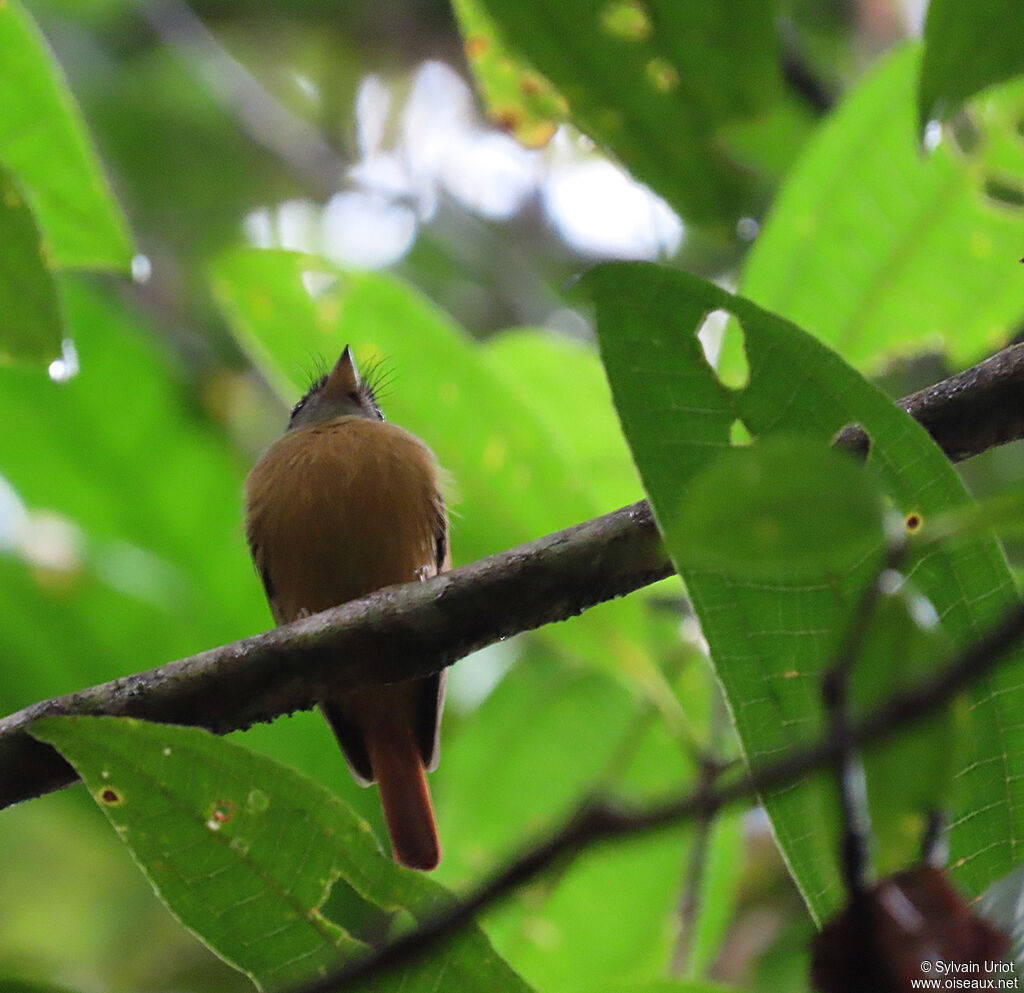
730;418;752;446
209;799;237;824
322;874;397;947
646;58;680;93
922;119;943;153
703;311;749;390
983;176;1024;210
832;423;871;462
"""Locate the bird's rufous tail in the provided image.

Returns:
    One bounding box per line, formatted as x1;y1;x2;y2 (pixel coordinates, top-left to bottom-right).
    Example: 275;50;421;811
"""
363;722;440;871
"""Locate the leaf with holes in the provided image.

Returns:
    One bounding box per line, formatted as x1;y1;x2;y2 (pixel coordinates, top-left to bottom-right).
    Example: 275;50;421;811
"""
0;1;132;270
469;0;780;224
30;716;534;992
586;261;1024;923
730;44;1024;375
0;165;63;365
920;0;1024;130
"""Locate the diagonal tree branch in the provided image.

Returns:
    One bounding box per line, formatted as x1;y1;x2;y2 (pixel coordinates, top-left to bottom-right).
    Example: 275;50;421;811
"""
0;501;670;809
3;342;1024;810
835;341;1024;461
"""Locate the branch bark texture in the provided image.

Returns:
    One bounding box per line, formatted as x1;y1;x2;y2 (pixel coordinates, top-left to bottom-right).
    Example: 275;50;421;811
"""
835;342;1024;461
0;501;669;809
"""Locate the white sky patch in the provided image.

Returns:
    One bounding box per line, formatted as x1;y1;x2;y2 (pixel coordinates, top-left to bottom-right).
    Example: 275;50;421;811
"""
542;151;683;258
321;192;417;268
243;59;684;268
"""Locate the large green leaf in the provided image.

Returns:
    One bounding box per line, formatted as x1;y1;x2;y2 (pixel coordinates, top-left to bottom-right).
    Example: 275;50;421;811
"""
0;1;131;270
482;328;642;514
31;716;533;993
0;277;263;713
919;0;1024;129
468;0;780;223
0;165;62;365
733;45;1024;373
586;261;1024;922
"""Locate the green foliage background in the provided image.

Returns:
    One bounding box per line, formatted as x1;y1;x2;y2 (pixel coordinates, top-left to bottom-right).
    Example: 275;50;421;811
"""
1;1;1023;992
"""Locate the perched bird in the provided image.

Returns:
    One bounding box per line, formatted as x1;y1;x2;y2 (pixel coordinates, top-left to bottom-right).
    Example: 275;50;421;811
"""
244;345;449;870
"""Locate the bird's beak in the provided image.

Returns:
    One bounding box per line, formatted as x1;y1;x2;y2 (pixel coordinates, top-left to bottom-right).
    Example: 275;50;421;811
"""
323;344;360;401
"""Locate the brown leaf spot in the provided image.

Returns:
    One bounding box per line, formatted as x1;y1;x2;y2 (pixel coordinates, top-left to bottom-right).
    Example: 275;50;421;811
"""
210;799;237;823
464;34;489;60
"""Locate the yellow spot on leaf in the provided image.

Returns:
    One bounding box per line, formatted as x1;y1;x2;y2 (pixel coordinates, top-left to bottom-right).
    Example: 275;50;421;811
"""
969;230;993;257
646;58;680;93
600;0;652;41
482;438;507;472
464;34;489;60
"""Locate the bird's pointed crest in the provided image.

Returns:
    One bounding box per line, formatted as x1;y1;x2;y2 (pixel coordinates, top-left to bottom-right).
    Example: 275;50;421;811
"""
323;344;360;402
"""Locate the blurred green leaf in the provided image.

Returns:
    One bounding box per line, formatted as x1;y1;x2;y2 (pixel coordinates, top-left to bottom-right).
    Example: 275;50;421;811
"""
0;1;132;270
470;0;780;223
920;0;1024;129
0;277;262;716
684;809;744;979
32;716;533;992
482;328;642;513
0;787;237;990
438;657;643;884
586;261;1024;922
0;166;62;365
732;45;1024;374
669;435;886;578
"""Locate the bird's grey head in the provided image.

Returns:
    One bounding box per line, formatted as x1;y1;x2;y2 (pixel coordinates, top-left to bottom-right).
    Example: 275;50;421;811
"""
288;345;385;430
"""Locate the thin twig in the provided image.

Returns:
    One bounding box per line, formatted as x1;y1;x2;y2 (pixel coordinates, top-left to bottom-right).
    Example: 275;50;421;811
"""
285;596;1024;993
